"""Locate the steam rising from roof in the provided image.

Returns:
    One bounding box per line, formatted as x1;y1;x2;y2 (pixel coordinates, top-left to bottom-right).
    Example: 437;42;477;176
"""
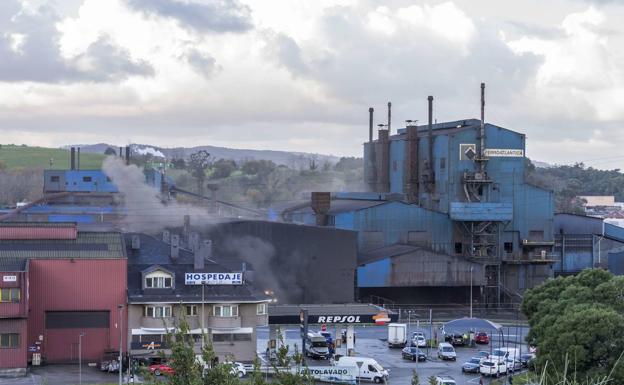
102;156;216;232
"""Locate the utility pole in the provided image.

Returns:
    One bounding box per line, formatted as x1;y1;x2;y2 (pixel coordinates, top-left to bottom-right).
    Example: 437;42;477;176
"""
470;266;474;318
79;332;85;385
118;304;124;385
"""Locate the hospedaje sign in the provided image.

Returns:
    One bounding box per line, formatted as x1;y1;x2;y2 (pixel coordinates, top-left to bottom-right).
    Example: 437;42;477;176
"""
185;272;243;285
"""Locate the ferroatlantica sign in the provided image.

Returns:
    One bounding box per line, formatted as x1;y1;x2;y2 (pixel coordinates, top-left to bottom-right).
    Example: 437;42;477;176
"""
184;272;243;285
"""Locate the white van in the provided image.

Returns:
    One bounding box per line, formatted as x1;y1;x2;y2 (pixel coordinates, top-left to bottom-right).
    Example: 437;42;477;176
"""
437;342;457;361
334;356;389;383
490;347;520;363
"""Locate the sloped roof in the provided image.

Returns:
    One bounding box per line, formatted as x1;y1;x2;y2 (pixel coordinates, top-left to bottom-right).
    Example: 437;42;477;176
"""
0;232;125;259
358;244;420;265
285;199;388;215
0;257;27;272
126;233;270;304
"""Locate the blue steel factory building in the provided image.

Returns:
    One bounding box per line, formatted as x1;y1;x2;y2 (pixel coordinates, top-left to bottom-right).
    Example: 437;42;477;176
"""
281;89;556;306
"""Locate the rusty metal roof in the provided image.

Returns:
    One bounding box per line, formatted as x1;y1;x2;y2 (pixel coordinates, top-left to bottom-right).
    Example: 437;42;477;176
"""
0;232;125;259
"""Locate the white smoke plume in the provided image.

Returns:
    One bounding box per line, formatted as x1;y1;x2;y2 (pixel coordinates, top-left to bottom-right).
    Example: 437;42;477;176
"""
102;156;217;232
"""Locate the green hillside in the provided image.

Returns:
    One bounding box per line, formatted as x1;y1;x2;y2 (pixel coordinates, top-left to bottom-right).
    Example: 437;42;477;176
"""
0;144;105;170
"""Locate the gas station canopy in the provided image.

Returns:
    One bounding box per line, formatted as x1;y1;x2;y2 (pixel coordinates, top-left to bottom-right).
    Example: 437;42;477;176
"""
268;304;398;325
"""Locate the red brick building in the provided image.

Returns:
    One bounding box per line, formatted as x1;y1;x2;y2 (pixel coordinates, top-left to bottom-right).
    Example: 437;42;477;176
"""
0;223;127;375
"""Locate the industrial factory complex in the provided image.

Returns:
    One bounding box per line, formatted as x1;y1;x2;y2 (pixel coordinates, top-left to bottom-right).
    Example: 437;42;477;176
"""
2;88;624;377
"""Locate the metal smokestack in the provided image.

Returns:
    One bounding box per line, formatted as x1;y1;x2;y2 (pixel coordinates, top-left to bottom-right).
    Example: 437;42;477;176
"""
77;147;80;171
70;147;76;170
387;102;392;134
119;147;123;157
125;146;130;165
480;83;486;172
427;96;434;186
368;107;374;142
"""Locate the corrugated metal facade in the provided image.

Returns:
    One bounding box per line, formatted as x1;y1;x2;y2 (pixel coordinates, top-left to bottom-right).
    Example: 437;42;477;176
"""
28;259;127;363
0;225;77;240
0;318;27;369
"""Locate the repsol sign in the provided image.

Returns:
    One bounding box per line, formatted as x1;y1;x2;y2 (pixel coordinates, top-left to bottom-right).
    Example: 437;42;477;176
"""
314;315;361;323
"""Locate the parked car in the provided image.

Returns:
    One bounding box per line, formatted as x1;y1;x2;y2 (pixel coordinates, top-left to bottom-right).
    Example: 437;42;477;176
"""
149;363;174;376
479;360;508;377
475;331;489;344
520;353;536;368
437;342;457;361
412;335;427;348
476;351;490;362
434;375;457;385
100;350;118;371
402;346;427;362
461;357;482;373
444;333;465;346
505;358;523;372
227;362;247;378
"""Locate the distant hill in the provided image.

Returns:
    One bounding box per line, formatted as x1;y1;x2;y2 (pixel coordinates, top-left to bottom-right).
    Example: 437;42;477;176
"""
66;143;342;167
0;144;104;170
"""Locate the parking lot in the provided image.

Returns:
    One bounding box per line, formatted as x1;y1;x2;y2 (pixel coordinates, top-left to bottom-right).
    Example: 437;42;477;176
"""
0;323;530;385
258;324;530;384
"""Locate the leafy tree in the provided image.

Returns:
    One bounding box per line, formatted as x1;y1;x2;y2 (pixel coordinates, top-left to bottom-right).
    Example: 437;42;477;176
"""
334;157;362;172
242;160;276;176
171;158;187;169
189;150;211;195
104;147;118;155
427;375;437;385
211;159;237;179
522;269;624;383
411;369;420;385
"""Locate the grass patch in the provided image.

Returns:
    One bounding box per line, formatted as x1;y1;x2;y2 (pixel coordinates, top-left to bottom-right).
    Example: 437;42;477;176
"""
0;144;104;170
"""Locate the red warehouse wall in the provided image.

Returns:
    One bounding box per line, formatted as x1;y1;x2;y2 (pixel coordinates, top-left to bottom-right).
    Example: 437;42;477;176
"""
27;259;127;363
0;271;28;318
0;318;27;369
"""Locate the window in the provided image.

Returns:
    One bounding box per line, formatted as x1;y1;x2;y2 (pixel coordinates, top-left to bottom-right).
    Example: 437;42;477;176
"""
257;303;267;315
186;305;198;316
0;333;19;348
440;157;446;169
51;176;60;182
454;242;463;254
504;242;513;253
0;288;20;303
213;304;238;317
83;176;92;182
144;306;172;318
212;333;251;342
145;270;173;288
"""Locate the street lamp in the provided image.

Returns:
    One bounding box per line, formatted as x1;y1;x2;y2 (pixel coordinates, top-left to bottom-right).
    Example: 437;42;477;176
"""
79;332;85;385
470;266;474;319
407;310;412;336
118;304;124;385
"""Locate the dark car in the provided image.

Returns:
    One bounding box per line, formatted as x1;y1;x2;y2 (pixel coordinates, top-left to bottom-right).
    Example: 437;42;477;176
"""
402;346;427;362
520;353;536;368
461;357;481;373
475;332;489;344
445;333;465;346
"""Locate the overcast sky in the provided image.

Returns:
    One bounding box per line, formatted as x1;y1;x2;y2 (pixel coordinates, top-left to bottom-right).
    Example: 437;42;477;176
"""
1;0;624;168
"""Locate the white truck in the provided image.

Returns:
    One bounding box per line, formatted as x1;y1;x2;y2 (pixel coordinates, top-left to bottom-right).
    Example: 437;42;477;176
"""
387;323;407;348
490;347;520;363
